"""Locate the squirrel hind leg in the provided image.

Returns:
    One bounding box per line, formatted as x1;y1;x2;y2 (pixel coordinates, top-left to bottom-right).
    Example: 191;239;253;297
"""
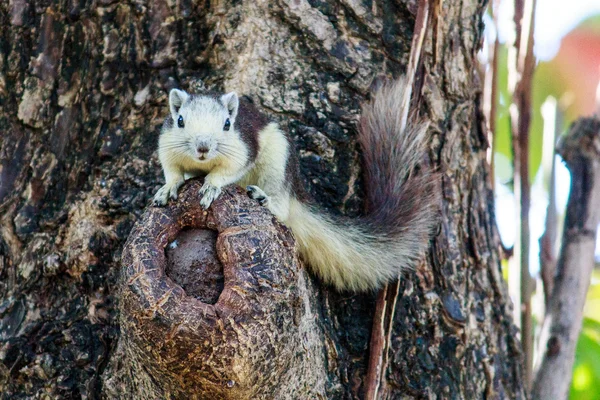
246;185;271;207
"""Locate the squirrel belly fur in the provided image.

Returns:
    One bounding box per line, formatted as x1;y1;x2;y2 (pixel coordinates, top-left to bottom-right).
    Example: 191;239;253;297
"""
154;79;439;291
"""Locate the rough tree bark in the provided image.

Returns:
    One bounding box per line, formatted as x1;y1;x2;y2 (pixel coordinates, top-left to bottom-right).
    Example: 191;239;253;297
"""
0;0;525;399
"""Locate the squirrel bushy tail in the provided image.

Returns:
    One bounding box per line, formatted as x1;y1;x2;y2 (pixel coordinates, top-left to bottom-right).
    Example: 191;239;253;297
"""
286;79;439;291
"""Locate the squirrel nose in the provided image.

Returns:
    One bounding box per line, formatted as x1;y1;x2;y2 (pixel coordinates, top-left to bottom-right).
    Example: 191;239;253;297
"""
197;144;209;153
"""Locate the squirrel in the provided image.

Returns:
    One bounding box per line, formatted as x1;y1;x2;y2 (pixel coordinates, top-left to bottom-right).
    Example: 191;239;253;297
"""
153;79;439;291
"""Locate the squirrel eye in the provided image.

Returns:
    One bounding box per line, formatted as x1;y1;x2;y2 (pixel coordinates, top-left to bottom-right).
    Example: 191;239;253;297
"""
223;118;231;131
177;115;184;128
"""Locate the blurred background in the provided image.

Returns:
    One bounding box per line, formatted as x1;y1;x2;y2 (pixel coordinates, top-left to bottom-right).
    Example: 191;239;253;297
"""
481;0;600;398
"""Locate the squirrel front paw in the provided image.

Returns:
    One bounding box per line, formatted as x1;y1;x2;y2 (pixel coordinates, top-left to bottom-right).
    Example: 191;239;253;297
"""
153;179;184;207
246;185;271;207
199;183;222;209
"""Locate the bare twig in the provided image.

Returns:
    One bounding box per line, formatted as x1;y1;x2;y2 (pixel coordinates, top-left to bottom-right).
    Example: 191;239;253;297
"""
398;0;429;131
483;0;510;262
483;0;501;189
365;286;389;399
509;0;536;386
365;283;401;399
532;117;600;400
364;0;431;398
539;97;559;304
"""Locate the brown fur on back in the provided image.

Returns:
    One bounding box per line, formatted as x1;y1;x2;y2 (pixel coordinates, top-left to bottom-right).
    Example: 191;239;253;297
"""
235;97;268;161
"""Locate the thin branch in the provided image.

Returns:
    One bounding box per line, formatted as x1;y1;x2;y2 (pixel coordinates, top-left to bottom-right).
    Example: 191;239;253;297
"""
365;286;389;399
365;283;402;399
398;0;429;132
489;35;500;188
364;0;431;398
539;97;559;305
483;0;501;189
509;0;537;386
532;117;600;400
483;1;509;262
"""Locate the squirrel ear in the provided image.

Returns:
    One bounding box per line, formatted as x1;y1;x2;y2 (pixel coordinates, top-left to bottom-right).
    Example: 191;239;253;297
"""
221;92;239;120
169;89;189;119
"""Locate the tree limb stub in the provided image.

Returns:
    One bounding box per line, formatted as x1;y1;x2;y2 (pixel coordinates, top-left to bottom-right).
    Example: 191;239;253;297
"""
112;179;328;399
532;117;600;400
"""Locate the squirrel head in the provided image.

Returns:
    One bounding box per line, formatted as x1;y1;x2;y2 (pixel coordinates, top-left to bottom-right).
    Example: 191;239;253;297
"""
166;89;241;162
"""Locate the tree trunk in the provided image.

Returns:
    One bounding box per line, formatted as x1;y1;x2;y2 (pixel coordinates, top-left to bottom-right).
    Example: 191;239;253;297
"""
0;0;526;399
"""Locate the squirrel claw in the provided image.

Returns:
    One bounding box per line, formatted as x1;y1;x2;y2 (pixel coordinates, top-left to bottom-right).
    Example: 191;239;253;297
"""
246;185;270;207
152;199;166;207
153;187;169;207
199;183;222;209
153;179;184;207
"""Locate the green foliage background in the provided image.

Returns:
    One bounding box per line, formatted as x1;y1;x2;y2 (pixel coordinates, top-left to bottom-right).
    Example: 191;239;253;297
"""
571;279;600;399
